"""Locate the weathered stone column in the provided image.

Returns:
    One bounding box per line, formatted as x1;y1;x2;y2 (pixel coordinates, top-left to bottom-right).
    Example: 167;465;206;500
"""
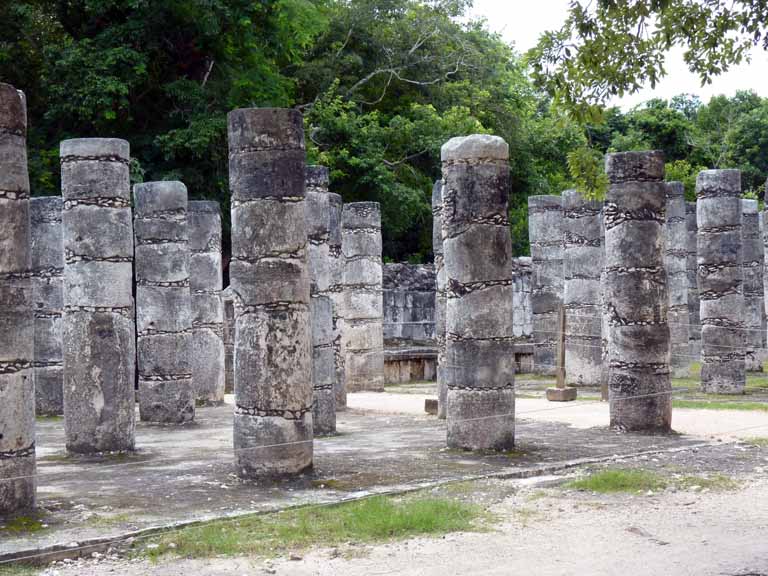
742;199;764;372
30;197;64;416
134;182;194;423
441;135;515;450
604;151;671;432
562;189;602;386
341;202;385;393
0;84;36;512
697;170;745;394
221;286;235;394
189;201;225;404
305;166;336;435
432;180;448;419
665;182;691;377
228;108;312;477
528;195;563;375
61;138;135;453
328;193;346;410
761;211;768;352
686;201;702;360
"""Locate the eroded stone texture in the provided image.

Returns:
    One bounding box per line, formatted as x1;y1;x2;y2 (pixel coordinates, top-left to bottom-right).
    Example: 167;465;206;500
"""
511;257;533;343
741;199;764;371
604;151;671;431
61;137;135;453
0;84;36;513
189;201;225;404
383;263;436;343
228;108;313;477
433;180;448;419
697;170;745;394
562;189;602;386
665;182;691;377
341;202;385;393
686;201;702;360
305;165;336;435
30;197;63;416
134;181;194;423
327;193;346;409
441;134;515;449
528;195;563;375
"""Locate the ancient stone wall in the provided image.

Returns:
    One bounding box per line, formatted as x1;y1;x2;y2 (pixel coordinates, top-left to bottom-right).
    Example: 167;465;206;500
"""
382;263;436;344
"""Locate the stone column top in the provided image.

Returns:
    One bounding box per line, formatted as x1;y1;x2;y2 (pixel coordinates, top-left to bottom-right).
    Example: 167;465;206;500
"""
305;165;330;188
227;108;304;151
562;188;602;213
30;196;63;223
696;169;741;197
605;150;665;182
60;138;130;162
133;181;187;216
527;195;562;211
342;202;381;230
189;200;221;214
0;83;26;135
742;198;759;214
666;181;685;198
441;134;508;163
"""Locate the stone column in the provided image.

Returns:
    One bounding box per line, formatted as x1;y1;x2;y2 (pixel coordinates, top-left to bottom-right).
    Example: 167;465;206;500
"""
134;182;194;423
189;201;226;404
562;189;602;386
686;201;702;360
432;180;448;419
604;151;671;432
341;202;385;393
305;166;336;435
61;138;135;453
742;199;764;372
0;84;35;512
761;211;768;352
528;195;563;375
441;134;515;450
328;193;346;410
221;286;235;394
697;170;745;394
665;182;691;377
30;197;64;416
228;108;312;477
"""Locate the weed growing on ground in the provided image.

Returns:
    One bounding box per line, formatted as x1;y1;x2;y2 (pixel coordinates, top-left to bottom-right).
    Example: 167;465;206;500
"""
564;468;740;494
743;437;768;447
672;400;768;412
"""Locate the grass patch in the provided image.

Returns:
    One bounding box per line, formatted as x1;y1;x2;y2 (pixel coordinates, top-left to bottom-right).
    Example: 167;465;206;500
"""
743;436;768;447
35;415;62;422
565;469;666;493
672;400;768;412
86;512;137;527
0;513;48;535
0;564;39;576
676;474;740;491
139;494;490;560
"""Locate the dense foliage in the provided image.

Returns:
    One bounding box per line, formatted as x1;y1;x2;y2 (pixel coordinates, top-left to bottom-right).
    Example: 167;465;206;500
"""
2;1;767;259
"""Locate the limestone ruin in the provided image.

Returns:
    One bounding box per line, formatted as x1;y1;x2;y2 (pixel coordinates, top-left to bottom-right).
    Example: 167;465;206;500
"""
741;199;765;371
665;182;691;378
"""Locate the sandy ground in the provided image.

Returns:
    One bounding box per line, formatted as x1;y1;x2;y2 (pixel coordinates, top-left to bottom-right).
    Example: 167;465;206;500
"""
349;391;768;441
39;474;768;576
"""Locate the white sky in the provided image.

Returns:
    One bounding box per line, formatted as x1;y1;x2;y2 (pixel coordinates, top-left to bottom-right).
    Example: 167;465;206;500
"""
468;0;768;110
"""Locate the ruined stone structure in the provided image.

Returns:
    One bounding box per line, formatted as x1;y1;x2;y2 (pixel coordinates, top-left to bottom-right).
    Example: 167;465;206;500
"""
327;193;346;409
189;201;226;404
221;286;235;394
604;151;671;432
665;182;691;377
697;170;745;394
0;84;36;512
741;199;764;372
228;108;313;477
511;257;533;344
528;195;563;375
30;197;64;416
441;134;515;449
383;263;436;344
341;202;385;393
562;189;603;386
61;138;135;453
305;166;336;435
762;212;768;352
433;180;448;419
686;201;702;360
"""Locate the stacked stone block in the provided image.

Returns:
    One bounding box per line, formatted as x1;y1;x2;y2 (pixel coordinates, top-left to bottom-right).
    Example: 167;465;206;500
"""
686;201;702;360
0;84;36;512
604;151;671;432
741;199;764;371
562;189;603;386
221;286;235;394
433;180;447;418
441;134;515;450
305;166;336;435
382;263;436;343
511;257;533;343
228;108;313;477
189;201;226;404
528;195;563;375
61;138;135;453
697;170;745;394
341;202;385;393
30;197;64;416
327;193;346;409
665;182;691;377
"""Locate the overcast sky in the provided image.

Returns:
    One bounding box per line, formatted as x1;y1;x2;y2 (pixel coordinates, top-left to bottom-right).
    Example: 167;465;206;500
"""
468;0;768;109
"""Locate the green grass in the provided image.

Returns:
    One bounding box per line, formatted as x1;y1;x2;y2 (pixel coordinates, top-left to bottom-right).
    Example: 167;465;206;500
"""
86;512;137;527
0;564;39;576
675;474;740;491
564;468;740;494
672;400;768;412
743;436;768;447
0;513;47;535
140;494;491;560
